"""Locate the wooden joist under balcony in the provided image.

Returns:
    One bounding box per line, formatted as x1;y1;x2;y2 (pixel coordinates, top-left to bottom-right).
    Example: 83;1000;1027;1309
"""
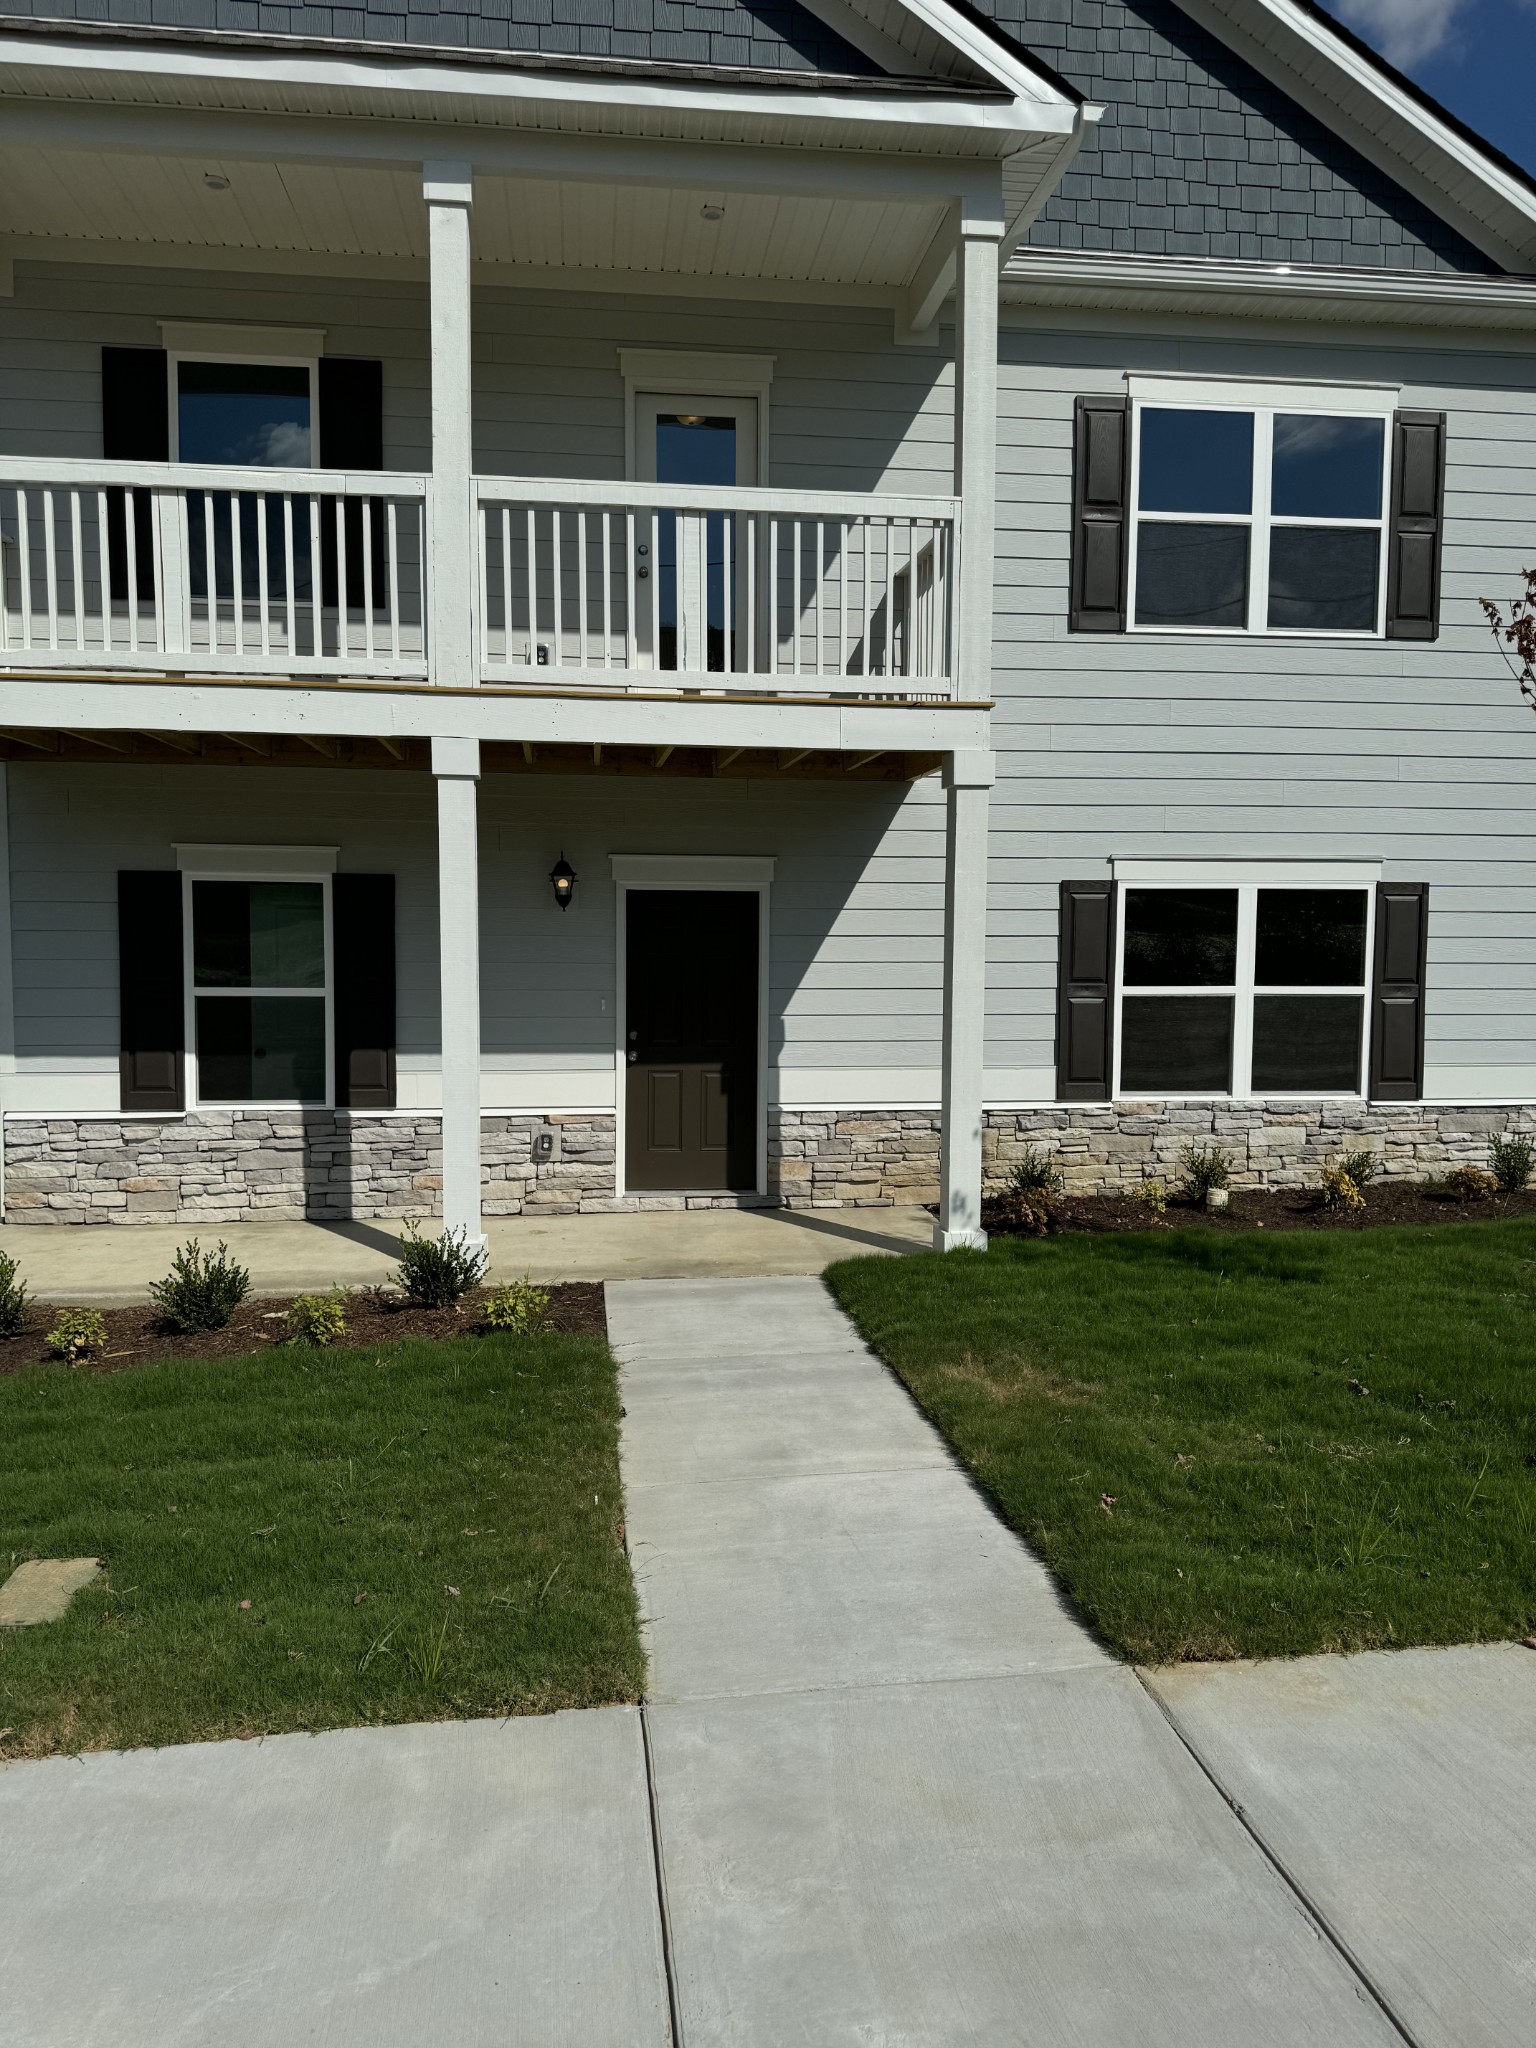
0;728;940;781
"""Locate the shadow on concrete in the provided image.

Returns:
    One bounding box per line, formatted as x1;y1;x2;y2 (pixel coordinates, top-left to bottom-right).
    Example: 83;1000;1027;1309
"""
769;1208;929;1258
310;1216;406;1259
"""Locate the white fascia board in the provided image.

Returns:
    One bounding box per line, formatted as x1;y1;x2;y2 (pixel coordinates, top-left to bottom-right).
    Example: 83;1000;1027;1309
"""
0;30;1075;149
1003;250;1536;332
0;677;991;755
823;0;1080;109
1172;0;1536;272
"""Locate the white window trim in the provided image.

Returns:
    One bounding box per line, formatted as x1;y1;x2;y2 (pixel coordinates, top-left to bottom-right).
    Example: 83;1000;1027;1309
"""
182;867;334;1112
610;853;774;1198
1124;375;1396;642
619;349;773;484
165;336;322;468
1111;869;1376;1103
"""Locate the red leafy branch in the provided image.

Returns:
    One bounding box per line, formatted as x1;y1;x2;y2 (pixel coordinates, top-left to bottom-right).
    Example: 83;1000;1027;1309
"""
1482;568;1536;715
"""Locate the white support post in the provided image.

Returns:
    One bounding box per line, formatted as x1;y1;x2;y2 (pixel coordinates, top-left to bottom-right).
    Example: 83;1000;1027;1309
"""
433;735;484;1248
935;748;994;1252
0;763;13;1223
953;218;1002;702
424;161;475;688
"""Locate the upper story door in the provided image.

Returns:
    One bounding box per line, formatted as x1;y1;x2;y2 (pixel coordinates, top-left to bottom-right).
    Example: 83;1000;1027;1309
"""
634;396;758;672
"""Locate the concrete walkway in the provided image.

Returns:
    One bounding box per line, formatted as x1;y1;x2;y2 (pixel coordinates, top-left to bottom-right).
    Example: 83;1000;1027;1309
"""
610;1277;1406;2046
3;1273;1532;2044
0;1203;933;1302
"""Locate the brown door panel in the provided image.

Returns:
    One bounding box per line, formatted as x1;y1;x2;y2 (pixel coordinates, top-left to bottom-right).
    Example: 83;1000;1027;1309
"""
625;889;758;1192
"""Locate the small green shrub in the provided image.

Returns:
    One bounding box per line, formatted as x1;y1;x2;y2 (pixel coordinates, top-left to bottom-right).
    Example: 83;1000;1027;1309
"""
1007;1146;1062;1196
395;1223;489;1309
1333;1147;1379;1190
1176;1143;1231;1201
1490;1132;1535;1192
46;1307;106;1362
482;1278;550;1334
285;1290;349;1347
1139;1177;1168;1216
148;1238;251;1334
0;1250;30;1338
1434;1165;1498;1204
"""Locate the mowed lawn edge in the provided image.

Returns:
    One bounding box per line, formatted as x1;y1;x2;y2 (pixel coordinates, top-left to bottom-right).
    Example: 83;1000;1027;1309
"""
0;1328;645;1759
827;1222;1536;1665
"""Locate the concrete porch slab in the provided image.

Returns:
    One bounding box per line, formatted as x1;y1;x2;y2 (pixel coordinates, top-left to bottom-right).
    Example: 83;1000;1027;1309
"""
1146;1644;1536;2048
0;1202;933;1303
0;1709;670;2048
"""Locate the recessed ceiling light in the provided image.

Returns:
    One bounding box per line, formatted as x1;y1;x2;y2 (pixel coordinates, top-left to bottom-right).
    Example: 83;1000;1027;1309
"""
203;172;230;191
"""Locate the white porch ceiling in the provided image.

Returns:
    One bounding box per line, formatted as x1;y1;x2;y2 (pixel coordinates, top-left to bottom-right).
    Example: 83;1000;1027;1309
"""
0;146;946;287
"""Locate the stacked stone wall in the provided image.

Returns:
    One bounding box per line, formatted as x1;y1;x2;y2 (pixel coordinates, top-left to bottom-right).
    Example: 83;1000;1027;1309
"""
6;1100;1535;1223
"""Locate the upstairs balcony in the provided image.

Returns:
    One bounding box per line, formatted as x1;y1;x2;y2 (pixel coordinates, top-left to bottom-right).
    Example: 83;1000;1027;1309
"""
0;459;959;701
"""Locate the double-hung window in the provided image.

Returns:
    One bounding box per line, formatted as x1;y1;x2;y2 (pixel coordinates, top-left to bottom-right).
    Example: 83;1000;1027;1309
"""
1129;385;1393;636
188;875;331;1106
1117;878;1372;1098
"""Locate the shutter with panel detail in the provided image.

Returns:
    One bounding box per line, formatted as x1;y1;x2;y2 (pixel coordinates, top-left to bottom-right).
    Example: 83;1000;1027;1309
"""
118;870;185;1113
1069;397;1129;633
333;873;396;1110
102;347;167;605
319;358;386;613
1385;411;1445;641
1369;882;1429;1101
1057;880;1116;1101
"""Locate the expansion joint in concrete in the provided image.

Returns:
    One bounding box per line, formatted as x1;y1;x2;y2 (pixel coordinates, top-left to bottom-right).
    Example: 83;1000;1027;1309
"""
1134;1670;1424;2048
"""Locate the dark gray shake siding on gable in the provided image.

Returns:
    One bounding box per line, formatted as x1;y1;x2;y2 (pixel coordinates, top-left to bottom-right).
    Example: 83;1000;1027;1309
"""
980;0;1499;271
0;0;881;72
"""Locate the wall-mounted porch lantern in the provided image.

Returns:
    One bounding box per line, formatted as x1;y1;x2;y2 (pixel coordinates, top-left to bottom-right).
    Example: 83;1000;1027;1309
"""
549;854;577;912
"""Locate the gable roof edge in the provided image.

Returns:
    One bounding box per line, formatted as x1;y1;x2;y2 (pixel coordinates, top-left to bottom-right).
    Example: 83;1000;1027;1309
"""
1173;0;1536;272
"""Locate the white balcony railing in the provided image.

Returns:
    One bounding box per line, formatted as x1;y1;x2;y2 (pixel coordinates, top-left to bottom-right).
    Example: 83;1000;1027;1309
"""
477;477;958;696
0;459;428;678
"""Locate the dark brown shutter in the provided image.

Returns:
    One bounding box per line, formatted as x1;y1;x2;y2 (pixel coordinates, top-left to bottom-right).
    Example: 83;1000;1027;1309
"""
333;874;396;1110
1385;411;1445;641
118;870;184;1113
1057;880;1116;1100
318;358;385;610
102;348;167;605
1069;397;1129;633
1369;882;1429;1100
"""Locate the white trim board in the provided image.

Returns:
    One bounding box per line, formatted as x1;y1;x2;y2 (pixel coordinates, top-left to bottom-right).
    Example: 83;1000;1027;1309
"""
1112;858;1384;884
1125;372;1399;411
619;351;775;486
610;854;776;887
175;843;339;874
159;322;327;358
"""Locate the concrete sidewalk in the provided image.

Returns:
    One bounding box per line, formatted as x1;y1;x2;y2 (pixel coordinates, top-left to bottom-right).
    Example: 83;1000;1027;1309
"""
610;1276;1407;2046
0;1202;933;1301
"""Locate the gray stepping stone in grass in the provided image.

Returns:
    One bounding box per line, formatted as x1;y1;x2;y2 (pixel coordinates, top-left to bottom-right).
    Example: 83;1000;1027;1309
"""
0;1559;103;1627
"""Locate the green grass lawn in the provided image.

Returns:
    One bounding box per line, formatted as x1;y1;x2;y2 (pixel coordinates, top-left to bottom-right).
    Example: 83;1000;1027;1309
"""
0;1330;645;1758
828;1222;1536;1664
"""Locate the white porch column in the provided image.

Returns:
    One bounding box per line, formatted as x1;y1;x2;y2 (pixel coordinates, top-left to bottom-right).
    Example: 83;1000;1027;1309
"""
424;161;475;688
433;735;484;1246
935;748;995;1252
952;217;1002;700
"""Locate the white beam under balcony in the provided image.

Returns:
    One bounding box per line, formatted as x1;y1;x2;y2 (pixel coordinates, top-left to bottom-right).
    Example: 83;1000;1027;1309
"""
425;161;475;693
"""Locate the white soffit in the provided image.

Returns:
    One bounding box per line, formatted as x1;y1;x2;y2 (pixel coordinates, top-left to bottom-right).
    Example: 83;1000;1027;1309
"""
1172;0;1536;273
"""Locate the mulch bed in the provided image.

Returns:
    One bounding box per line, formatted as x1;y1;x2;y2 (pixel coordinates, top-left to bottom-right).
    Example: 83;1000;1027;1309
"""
0;1282;607;1375
981;1184;1536;1239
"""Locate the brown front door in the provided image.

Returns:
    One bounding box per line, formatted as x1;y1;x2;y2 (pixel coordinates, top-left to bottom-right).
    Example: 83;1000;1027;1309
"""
625;889;758;1192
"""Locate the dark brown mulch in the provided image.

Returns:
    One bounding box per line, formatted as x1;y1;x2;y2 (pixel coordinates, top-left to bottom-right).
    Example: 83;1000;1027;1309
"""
981;1183;1536;1240
0;1281;607;1375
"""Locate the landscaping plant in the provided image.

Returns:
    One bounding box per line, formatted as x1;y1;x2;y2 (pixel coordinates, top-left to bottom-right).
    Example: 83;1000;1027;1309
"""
285;1290;349;1347
1333;1146;1379;1191
1176;1143;1231;1202
0;1249;30;1338
1320;1158;1367;1213
45;1308;106;1363
1490;1132;1534;1191
482;1278;550;1334
1435;1165;1498;1203
395;1223;489;1309
1007;1147;1062;1196
148;1239;251;1334
1139;1178;1168;1216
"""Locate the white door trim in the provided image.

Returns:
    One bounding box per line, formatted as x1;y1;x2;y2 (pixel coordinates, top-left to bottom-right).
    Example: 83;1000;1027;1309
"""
611;853;775;1199
620;348;774;482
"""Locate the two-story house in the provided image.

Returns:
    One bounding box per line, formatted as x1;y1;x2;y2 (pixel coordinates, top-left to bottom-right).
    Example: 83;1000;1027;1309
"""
0;0;1532;1246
